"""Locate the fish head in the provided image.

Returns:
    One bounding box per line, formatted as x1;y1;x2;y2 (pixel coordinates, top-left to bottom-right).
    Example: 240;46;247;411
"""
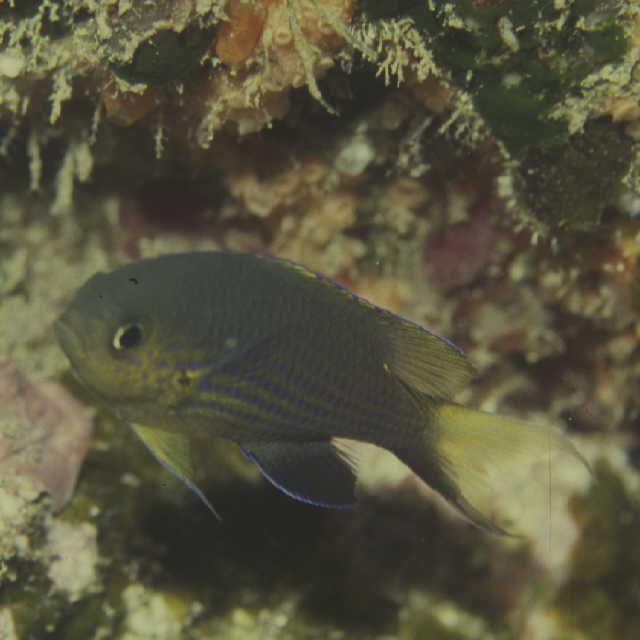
55;261;208;418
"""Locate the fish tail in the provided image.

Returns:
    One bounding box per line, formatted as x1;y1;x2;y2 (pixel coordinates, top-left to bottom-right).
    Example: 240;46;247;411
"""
394;403;588;535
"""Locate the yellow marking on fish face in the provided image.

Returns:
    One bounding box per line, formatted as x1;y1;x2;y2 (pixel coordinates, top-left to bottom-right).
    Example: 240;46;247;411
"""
139;355;214;409
109;339;175;400
61;319;147;400
60;308;193;408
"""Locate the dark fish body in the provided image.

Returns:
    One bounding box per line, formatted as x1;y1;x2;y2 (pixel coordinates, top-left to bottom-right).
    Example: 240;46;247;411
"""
56;251;578;533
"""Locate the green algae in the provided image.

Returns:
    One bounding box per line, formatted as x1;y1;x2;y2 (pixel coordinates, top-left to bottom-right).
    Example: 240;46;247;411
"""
393;588;515;640
514;119;633;232
111;24;217;87
553;461;640;640
433;1;628;153
356;1;635;234
360;0;630;154
12;591;109;640
2;538;101;640
358;0;431;26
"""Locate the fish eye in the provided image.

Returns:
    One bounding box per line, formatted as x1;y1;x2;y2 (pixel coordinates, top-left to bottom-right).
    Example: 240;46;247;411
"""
113;323;144;350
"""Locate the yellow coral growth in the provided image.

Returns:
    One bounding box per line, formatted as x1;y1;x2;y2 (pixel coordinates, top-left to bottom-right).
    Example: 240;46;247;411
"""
102;84;160;127
199;0;356;140
215;0;268;67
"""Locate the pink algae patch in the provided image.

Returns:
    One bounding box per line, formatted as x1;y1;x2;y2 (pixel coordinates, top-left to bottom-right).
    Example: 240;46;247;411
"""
424;201;505;292
0;356;93;509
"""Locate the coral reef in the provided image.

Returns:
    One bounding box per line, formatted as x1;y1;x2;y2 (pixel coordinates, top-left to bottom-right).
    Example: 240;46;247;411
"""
1;0;640;638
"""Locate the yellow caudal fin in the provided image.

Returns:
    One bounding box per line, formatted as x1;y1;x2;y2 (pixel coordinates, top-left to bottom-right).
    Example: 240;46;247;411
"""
429;404;590;535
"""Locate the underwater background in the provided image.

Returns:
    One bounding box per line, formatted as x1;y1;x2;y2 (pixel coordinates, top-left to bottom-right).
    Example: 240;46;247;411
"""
0;1;639;638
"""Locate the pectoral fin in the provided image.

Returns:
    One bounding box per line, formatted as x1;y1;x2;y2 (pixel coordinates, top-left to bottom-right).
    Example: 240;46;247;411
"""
241;441;356;508
130;423;219;519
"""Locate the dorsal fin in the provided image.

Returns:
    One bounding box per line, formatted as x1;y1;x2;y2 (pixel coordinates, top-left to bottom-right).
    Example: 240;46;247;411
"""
377;311;475;400
258;252;475;400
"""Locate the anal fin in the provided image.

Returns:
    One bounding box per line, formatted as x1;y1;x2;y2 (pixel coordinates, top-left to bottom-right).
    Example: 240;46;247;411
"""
241;441;356;508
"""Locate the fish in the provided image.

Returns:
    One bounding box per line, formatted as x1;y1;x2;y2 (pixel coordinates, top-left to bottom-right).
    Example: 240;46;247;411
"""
55;251;582;534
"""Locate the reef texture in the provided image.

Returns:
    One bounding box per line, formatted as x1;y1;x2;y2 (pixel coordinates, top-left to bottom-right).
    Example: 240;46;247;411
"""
1;1;640;639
